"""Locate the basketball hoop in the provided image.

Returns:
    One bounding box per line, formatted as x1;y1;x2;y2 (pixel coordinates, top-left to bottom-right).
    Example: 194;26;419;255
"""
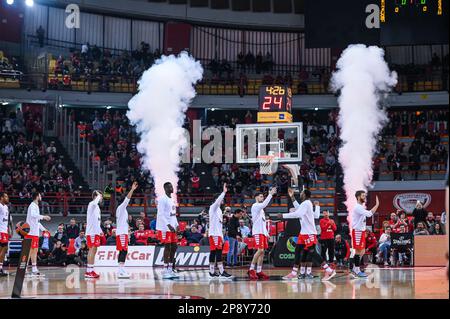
257;153;278;175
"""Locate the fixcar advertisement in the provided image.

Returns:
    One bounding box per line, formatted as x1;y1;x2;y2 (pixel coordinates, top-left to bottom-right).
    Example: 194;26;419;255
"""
94;246;210;267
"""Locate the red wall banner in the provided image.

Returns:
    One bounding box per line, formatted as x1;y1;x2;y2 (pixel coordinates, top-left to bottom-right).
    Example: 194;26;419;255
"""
368;190;445;217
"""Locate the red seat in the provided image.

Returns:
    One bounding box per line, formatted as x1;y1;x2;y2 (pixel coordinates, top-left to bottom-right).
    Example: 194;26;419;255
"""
269;225;276;236
276;221;285;233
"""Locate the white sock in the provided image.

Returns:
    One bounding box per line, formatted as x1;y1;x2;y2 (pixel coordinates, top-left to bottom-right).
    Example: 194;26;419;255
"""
353;266;360;273
32;264;38;272
306;267;312;274
0;263;3;270
87;264;93;272
218;263;224;274
209;263;215;274
291;267;298;275
249;264;255;271
256;265;262;273
300;266;306;274
168;264;173;272
119;263;124;272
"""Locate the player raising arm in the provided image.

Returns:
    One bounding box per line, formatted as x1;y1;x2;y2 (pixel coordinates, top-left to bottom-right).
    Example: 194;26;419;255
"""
279;188;336;281
115;182;138;279
85;190;103;279
350;191;379;278
248;187;277;280
208;183;233;279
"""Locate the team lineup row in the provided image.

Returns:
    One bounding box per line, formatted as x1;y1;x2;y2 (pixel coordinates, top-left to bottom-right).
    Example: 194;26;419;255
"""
0;181;379;281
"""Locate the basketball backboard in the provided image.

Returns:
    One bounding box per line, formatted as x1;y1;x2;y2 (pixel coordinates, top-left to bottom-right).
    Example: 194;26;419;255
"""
235;122;303;164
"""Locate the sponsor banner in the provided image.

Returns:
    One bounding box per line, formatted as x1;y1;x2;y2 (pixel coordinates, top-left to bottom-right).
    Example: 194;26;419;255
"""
94;245;210;267
154;246;210;267
391;232;414;249
368;190;445;216
271;236;321;267
95;246;156;267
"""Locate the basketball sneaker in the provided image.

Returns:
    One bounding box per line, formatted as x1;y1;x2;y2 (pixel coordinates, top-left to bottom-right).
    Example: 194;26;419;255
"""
117;269;130;279
304;273;315;280
256;271;270;280
247;269;258;280
356;271;368;278
297;273;306;280
321;269;337;281
85;271;100;279
0;269;8;277
282;272;298;280
209;272;220;279
169;270;180;278
219;271;233;279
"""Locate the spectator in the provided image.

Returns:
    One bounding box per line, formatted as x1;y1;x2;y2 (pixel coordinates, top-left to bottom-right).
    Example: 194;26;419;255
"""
239;219;250;238
424;212;436;232
74;241;89;266
412;201;428;228
413;222;430;236
226;209;243;267
53;224;68;245
134;224;149;245
430;222;445;235
199;231;210;246
185;225;203;244
140;212;150;230
36;25;45;47
377;226;392;266
48;241;68;266
334;234;350;267
66;218;80;239
365;229;378;263
38;230;54;263
319;210;336;264
74;230;86;252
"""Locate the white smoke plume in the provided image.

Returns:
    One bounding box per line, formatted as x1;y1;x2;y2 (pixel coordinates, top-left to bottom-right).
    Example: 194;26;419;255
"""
331;44;397;219
127;52;203;200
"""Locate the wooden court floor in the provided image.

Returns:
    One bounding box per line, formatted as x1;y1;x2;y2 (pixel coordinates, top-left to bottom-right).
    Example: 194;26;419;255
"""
0;265;448;299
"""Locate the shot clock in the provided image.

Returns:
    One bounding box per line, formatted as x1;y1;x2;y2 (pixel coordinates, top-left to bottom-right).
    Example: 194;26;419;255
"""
257;85;293;123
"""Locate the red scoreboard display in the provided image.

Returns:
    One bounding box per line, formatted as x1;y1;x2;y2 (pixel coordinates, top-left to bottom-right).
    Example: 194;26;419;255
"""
257;85;293;123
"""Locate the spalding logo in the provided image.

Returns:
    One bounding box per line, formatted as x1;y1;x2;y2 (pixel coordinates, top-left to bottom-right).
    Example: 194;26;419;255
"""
393;193;431;213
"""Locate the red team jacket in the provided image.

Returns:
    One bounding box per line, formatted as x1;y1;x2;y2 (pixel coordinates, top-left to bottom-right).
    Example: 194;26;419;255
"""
319;218;337;240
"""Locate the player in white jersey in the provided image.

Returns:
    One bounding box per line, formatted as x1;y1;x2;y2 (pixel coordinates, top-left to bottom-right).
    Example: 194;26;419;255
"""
26;192;51;276
156;182;179;279
115;182;138;279
0;192;13;277
279;188;336;281
85;190;103;279
247;187;277;280
350;190;379;278
208;183;232;279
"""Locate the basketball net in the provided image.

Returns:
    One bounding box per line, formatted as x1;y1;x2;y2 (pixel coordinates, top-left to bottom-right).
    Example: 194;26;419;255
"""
257;153;278;175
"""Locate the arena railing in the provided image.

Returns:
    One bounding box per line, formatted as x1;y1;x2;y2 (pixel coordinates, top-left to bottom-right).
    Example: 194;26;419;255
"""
1;70;447;95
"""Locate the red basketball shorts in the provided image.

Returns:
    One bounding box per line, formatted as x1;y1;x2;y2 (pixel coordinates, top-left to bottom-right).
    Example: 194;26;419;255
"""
351;229;366;250
25;235;39;249
116;234;129;251
157;231;178;244
254;234;268;250
0;232;9;246
86;235;101;249
297;234;318;250
209;236;223;250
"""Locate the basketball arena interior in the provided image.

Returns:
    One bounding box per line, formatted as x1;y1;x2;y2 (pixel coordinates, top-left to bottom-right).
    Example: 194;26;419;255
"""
0;0;449;305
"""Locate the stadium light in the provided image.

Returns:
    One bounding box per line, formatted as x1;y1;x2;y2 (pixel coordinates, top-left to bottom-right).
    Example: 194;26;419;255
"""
6;0;14;6
25;0;34;7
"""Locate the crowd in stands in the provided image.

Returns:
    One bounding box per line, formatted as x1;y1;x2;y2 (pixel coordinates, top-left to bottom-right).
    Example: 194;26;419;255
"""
0;108;77;214
375;109;449;181
0;51;21;76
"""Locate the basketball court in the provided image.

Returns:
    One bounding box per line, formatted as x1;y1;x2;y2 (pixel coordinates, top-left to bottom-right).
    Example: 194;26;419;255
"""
0;266;447;299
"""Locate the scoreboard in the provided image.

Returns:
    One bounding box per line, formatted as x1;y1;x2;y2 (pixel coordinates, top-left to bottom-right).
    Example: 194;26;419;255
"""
257;85;293;123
